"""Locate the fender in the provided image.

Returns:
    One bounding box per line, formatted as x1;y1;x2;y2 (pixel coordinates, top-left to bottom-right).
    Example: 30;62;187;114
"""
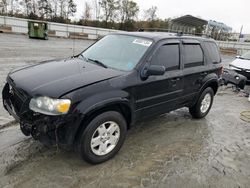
75;90;133;116
188;73;219;108
199;73;219;94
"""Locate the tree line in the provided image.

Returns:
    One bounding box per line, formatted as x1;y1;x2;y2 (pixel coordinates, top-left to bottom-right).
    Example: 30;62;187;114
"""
0;0;171;31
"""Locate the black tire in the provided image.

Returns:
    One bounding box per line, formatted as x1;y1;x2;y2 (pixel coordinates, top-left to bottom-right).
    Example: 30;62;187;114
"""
189;87;214;119
78;111;127;164
222;79;228;85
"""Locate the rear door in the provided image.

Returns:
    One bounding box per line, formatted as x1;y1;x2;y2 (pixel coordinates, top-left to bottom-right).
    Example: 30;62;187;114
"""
135;39;183;119
181;39;207;105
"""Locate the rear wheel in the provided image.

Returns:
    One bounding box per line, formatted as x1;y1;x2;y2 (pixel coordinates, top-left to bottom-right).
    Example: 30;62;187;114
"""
78;111;127;164
189;87;214;119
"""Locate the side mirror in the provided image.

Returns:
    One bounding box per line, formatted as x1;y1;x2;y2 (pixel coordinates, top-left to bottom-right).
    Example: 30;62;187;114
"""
141;65;165;79
236;55;241;59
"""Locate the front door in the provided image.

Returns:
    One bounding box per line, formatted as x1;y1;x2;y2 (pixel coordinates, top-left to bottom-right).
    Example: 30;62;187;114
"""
135;40;183;120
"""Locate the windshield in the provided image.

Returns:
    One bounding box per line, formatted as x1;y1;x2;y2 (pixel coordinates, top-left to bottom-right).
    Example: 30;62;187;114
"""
241;51;250;60
81;34;152;71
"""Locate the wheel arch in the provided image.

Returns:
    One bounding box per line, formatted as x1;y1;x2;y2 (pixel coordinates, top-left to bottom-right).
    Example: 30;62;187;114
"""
189;77;219;108
73;101;133;147
201;78;219;95
83;101;133;127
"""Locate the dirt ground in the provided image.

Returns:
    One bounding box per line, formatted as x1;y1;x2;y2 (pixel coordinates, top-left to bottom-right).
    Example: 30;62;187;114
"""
0;33;250;188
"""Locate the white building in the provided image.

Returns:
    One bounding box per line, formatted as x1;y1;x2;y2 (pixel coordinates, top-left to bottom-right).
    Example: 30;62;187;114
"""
230;33;250;42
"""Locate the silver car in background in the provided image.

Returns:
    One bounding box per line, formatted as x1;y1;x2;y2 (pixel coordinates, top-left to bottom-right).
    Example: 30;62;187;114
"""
230;51;250;81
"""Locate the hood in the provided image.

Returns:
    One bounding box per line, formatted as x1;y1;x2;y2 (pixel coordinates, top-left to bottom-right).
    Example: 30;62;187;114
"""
230;58;250;70
8;58;123;98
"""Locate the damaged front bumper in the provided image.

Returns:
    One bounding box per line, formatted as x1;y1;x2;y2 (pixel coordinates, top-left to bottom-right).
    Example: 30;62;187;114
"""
2;82;83;149
2;83;22;122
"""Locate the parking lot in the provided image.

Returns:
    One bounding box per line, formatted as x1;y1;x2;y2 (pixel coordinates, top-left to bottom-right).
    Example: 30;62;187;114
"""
0;33;250;188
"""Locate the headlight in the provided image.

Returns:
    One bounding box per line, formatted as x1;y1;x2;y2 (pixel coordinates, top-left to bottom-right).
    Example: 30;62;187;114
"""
29;96;71;115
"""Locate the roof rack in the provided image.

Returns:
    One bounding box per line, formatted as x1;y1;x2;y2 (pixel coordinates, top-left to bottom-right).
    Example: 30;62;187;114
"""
138;28;179;33
137;28;211;38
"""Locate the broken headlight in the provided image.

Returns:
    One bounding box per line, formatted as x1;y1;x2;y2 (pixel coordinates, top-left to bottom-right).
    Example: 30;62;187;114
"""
29;96;71;115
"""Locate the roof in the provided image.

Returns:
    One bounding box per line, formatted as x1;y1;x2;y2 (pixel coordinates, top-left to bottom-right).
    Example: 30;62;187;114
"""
120;31;176;39
172;15;208;27
113;31;214;42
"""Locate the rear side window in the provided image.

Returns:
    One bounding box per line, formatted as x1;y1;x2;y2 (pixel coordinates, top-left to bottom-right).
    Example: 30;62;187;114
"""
183;44;204;68
152;44;180;71
204;42;221;63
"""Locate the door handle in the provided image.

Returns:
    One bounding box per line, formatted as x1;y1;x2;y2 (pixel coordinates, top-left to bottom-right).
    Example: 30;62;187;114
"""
171;78;180;82
200;72;208;76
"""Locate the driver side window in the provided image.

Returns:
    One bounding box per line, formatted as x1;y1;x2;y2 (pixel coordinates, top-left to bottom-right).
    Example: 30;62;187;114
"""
151;44;180;71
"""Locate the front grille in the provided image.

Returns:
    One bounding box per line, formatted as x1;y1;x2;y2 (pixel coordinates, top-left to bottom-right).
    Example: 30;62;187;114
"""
7;79;29;115
12;86;27;101
10;90;24;113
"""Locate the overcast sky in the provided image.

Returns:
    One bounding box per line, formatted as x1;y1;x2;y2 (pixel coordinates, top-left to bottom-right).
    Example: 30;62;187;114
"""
75;0;250;33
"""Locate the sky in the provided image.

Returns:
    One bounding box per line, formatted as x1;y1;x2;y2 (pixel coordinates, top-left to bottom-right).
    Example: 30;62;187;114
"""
75;0;250;33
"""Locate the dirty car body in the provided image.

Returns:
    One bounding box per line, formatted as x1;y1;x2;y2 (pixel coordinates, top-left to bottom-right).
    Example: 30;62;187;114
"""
2;32;222;163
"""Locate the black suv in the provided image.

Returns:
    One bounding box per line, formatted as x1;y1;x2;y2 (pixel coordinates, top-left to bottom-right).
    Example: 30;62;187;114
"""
2;32;222;164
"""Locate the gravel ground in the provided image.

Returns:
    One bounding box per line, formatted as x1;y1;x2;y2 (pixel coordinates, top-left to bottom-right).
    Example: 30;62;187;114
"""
1;33;250;188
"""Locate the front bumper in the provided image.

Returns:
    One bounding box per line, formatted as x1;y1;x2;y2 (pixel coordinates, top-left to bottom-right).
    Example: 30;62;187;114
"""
3;97;20;122
229;65;250;81
2;82;83;149
2;82;28;122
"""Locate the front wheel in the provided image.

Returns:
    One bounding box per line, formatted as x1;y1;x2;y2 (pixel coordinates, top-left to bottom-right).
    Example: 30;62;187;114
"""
189;87;214;119
78;111;127;164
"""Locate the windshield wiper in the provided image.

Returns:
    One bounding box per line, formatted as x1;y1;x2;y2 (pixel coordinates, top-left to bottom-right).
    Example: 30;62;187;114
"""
87;58;108;68
78;55;108;68
78;54;88;61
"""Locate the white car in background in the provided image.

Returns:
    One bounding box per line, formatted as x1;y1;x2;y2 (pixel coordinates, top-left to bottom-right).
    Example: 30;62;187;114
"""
229;51;250;80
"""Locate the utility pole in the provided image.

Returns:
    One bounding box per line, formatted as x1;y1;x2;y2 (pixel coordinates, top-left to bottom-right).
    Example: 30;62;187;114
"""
238;25;243;42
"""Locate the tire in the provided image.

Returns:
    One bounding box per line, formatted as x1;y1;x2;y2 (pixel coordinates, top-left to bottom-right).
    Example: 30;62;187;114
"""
78;111;127;164
222;79;228;85
189;87;214;119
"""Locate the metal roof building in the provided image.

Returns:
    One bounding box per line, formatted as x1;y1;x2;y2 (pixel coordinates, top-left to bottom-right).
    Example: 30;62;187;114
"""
169;15;232;40
170;15;208;35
